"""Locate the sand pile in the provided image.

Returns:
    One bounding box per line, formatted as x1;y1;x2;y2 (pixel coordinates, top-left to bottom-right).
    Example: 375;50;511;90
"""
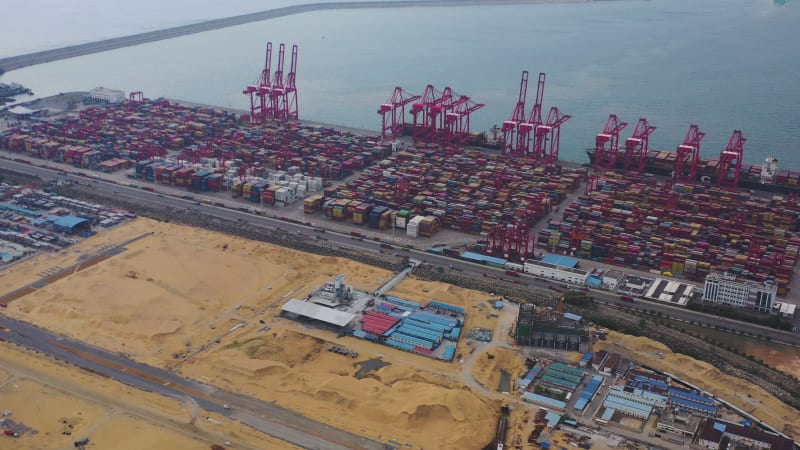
184;326;500;450
599;332;800;438
471;347;528;392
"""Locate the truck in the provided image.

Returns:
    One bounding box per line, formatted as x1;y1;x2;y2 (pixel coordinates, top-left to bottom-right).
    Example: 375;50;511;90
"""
619;295;635;303
504;269;520;277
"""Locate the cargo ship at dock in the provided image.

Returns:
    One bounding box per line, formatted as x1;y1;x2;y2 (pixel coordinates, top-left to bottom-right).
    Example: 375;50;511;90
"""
585;148;800;195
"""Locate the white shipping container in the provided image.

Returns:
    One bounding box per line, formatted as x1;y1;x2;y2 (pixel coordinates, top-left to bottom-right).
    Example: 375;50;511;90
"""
395;216;407;229
406;225;419;238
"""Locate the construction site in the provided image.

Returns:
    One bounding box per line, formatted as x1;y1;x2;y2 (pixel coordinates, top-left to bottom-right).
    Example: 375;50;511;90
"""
514;302;591;352
281;274;465;361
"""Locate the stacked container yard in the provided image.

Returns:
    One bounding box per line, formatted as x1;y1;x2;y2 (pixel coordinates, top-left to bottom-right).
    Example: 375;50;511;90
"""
1;98;390;193
549;173;799;296
328;144;583;237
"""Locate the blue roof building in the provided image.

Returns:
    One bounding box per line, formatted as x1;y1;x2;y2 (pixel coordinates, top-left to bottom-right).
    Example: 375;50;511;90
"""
541;254;580;268
459;251;508;267
53;215;91;234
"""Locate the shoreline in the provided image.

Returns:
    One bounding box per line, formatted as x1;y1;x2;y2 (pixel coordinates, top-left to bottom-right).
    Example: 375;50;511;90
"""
0;0;591;73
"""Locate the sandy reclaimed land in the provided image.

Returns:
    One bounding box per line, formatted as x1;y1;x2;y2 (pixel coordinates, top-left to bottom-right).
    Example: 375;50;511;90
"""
3;218;503;448
181;325;501;450
86;414;218;450
179;265;517;449
6;218;392;367
0;342;298;450
0;378;111;449
597;331;800;439
0;217;152;294
471;347;528;392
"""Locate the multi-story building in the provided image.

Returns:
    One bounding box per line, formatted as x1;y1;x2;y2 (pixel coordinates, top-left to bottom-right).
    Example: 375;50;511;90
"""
702;271;777;312
697;419;794;450
85;87;125;104
523;259;589;286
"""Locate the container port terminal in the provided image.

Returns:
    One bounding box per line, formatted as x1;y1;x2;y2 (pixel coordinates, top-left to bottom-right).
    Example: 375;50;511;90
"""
2;158;800;450
2;34;800;450
2;85;799;307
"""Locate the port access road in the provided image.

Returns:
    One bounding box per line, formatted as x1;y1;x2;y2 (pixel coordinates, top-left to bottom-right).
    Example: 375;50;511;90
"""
0;0;591;73
3;158;799;347
0;313;385;450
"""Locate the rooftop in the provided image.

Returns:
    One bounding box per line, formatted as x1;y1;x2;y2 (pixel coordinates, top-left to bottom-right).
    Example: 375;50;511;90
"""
698;419;794;450
541;253;579;269
525;259;588;277
460;251;507;266
281;299;356;327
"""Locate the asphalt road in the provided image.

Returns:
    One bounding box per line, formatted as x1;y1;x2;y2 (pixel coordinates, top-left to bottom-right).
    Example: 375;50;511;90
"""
5;158;800;348
0;0;586;72
0;314;385;450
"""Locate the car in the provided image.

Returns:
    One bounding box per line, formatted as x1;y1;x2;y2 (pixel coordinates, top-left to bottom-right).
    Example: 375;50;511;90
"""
113;189;119;194
223;404;231;410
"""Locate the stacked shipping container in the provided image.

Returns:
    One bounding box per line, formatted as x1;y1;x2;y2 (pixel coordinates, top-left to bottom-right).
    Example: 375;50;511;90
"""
548;173;799;296
328;144;583;236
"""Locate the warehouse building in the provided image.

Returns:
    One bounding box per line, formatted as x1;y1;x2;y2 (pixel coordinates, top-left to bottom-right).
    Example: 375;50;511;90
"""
523;254;589;286
596;385;667;424
644;278;693;306
656;411;701;438
697;419;794;450
702;271;777;312
51;215;91;235
515;304;590;352
281;299;356;329
84;87;126;104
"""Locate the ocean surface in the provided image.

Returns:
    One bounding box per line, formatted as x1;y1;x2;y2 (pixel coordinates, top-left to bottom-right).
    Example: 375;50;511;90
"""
2;0;799;168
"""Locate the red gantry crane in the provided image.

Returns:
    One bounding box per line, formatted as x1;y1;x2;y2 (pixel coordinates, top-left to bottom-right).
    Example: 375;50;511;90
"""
282;44;299;120
378;87;420;140
624;118;656;174
242;42;299;122
594;114;629;171
673;124;705;183
269;43;287;119
487;218;532;262
128;91;144;103
427;86;455;140
410;85;437;141
502;71;529;154
718;130;746;189
243;42;273;123
444;95;484;145
533;106;572;164
516;73;546;157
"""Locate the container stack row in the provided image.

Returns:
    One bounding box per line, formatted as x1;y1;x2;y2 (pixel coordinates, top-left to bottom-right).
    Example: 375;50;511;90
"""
546;173;799;296
326;144;584;236
0;98;390;181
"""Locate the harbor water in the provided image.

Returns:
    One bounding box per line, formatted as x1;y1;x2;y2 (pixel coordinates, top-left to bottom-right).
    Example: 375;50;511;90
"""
1;0;799;167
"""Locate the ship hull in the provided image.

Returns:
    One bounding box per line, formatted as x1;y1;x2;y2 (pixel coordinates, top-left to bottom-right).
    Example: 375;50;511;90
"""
585;148;800;195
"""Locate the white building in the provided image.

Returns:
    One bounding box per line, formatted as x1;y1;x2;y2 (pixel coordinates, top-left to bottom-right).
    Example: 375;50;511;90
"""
86;87;125;104
703;272;777;312
523;259;589;286
773;302;796;319
601;270;626;290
